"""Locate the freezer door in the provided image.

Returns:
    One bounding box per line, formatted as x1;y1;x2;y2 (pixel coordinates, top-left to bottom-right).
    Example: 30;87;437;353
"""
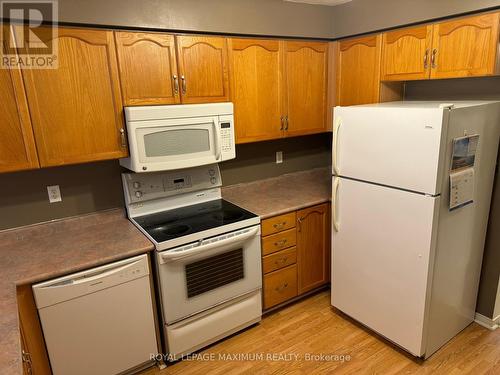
333;106;447;195
331;177;439;356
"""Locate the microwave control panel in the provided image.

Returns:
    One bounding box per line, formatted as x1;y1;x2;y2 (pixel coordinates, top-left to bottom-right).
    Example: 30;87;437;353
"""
123;164;222;204
219;115;235;160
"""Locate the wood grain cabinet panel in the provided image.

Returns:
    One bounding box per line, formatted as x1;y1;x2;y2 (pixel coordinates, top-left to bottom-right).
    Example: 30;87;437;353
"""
175;35;230;103
430;13;500;79
0;35;39;173
115;31;180;105
262;247;297;274
261;212;296;236
263;264;298;309
336;35;382;106
381;25;433;81
229;38;284;143
262;228;296;256
19;27;127;167
284;41;328;137
296;203;330;294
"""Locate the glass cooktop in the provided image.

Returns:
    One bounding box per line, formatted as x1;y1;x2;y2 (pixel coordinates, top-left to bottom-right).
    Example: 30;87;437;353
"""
134;199;257;243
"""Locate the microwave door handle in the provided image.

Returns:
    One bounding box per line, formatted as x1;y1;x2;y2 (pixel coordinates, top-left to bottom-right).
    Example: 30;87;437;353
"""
159;227;259;263
214;120;222;161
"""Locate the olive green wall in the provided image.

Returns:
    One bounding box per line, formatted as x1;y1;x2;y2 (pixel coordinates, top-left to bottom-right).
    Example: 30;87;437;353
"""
56;0;335;38
0;134;331;231
331;0;500;38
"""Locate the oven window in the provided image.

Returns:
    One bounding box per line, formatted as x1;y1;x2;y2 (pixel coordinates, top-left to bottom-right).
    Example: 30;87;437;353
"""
144;129;210;157
185;249;244;298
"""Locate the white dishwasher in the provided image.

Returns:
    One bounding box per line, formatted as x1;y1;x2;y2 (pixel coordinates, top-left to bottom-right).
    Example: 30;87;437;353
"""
33;254;158;375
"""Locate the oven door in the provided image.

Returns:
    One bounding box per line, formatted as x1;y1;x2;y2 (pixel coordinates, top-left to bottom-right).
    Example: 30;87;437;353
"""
134;116;222;171
156;225;262;324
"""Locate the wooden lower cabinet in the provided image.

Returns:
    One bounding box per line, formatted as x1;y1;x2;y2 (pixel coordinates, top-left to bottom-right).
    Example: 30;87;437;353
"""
17;285;51;374
261;204;330;310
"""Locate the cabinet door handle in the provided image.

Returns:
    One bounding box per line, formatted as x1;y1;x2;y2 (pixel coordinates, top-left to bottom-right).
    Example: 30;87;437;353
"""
297;217;303;232
173;75;179;94
280;116;284;131
284;116;289;131
431;49;437;69
275;257;288;266
274;239;288;247
275;282;289;292
22;350;33;374
423;49;429;69
273;222;287;230
119;128;127;149
181;75;187;94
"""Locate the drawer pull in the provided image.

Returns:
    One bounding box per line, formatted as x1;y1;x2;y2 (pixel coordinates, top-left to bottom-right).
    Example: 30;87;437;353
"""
273;221;287;230
275;282;289;292
274;257;288;266
274;239;287;247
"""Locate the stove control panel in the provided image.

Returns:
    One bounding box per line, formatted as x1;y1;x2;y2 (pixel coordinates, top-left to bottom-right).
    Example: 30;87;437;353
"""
122;164;221;204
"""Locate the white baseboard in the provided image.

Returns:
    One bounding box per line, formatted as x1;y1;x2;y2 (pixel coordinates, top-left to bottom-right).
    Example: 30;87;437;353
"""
475;312;499;330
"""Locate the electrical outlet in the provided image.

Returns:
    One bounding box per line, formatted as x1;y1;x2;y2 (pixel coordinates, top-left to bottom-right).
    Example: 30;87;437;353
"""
47;185;62;203
276;151;283;164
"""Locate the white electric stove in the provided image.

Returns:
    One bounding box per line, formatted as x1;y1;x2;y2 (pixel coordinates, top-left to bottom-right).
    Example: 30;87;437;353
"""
122;164;262;357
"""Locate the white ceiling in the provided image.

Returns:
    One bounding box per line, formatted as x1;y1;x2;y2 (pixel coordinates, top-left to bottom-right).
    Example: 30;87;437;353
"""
284;0;352;6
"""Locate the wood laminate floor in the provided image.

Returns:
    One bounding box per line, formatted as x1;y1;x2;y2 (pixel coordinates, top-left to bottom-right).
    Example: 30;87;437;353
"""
143;291;500;374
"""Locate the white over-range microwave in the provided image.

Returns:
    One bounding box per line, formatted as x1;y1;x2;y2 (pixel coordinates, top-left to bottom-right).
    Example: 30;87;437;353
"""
120;103;236;172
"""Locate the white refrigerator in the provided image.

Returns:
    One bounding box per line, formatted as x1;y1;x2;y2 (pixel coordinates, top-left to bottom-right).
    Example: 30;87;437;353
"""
331;101;500;358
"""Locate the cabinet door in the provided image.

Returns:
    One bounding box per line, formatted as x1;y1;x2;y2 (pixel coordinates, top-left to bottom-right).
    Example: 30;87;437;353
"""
296;203;330;294
175;35;230;103
20;27;127;167
0;36;39;173
336;35;381;106
115;31;180;105
381;25;433;81
284;41;328;137
431;13;500;79
229;38;284;143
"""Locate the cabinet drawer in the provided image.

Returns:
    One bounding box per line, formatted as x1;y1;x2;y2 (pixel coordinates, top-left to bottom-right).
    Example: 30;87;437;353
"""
262;247;297;274
262;228;296;256
261;212;296;236
264;264;297;309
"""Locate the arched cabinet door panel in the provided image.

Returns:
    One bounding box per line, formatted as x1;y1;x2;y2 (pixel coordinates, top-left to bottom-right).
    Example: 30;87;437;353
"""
115;31;180;105
175;35;230;103
19;27;127;167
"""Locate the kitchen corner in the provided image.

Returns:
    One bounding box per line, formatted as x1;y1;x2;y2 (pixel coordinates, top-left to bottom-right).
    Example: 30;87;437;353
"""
0;209;154;375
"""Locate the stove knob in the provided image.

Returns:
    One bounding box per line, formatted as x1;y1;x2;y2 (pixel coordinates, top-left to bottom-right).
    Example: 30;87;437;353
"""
210;177;217;184
135;191;143;198
208;169;216;176
133;182;141;189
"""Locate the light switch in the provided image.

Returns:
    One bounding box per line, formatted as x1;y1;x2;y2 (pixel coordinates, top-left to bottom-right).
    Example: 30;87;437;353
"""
47;185;62;203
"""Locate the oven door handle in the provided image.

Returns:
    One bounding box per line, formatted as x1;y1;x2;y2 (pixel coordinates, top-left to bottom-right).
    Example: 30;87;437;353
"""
159;226;259;263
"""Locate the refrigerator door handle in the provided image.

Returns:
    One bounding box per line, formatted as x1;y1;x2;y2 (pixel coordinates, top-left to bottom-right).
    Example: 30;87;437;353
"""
333;117;342;175
333;177;340;232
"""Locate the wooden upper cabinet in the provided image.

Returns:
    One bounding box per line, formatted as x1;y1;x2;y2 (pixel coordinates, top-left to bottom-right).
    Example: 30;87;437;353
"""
431;13;500;79
115;31;180;105
229;38;284;143
296;203;330;294
381;25;433;81
284;41;328;137
19;27;127;167
0;36;39;173
175;35;230;103
336;35;381;106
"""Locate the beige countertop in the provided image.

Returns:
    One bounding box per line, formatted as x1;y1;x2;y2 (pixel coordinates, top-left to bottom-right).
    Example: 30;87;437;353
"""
222;167;331;219
0;209;154;375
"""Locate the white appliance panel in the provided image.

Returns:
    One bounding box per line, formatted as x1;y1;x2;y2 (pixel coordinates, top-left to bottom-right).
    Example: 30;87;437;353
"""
333;106;448;195
157;225;262;324
33;255;158;375
332;177;439;356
